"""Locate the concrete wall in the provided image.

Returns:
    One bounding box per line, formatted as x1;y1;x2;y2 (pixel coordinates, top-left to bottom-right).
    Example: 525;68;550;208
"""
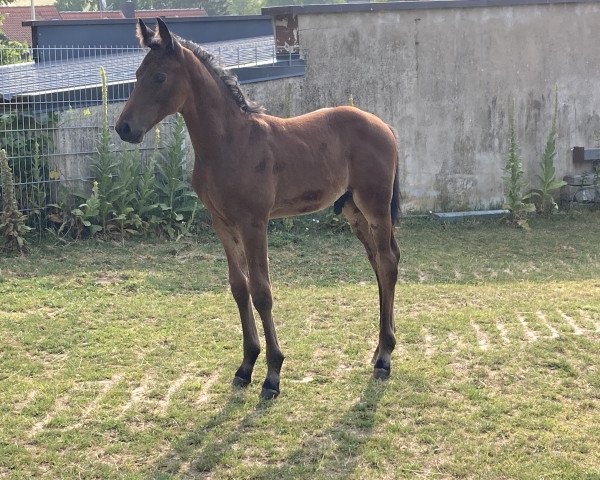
245;76;304;118
277;1;600;212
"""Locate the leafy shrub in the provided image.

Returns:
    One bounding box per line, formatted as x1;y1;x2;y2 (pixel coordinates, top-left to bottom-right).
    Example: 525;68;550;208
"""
0;109;57;221
151;113;200;240
69;181;103;238
0;40;30;66
0;149;31;254
52;67;201;240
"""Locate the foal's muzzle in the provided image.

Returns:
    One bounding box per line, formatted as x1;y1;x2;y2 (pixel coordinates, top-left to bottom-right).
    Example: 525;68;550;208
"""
115;121;144;144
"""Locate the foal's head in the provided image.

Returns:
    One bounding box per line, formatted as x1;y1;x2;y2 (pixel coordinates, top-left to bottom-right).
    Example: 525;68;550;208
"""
116;18;189;143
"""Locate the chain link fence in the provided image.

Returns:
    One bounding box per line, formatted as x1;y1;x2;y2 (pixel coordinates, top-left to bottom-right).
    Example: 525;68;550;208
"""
1;45;156;227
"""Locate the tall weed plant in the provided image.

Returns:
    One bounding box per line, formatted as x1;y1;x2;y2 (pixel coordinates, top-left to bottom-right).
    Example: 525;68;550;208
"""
503;102;535;229
27;142;49;231
131;128;161;230
90;67;121;232
57;68;200;240
152;113;199;240
531;86;566;214
592;128;600;204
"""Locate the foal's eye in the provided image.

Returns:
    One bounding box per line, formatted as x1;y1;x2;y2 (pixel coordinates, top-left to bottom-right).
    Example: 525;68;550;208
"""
155;73;167;83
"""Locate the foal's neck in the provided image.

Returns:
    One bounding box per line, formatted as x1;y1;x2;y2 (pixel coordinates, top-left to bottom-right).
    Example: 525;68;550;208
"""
180;50;249;163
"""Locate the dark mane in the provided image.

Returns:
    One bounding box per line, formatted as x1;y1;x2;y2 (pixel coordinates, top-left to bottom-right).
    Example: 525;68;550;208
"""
176;37;265;115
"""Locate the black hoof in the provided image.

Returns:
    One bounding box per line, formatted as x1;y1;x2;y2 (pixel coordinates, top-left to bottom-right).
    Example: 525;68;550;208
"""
373;367;390;380
260;387;279;400
232;375;251;388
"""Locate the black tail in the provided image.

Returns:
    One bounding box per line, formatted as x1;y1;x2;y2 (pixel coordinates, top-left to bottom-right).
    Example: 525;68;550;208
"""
386;123;401;225
390;167;401;224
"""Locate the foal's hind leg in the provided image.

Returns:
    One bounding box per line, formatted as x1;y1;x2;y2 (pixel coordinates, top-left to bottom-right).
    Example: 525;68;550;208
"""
213;219;261;388
345;196;399;379
342;200;384;364
342;199;379;277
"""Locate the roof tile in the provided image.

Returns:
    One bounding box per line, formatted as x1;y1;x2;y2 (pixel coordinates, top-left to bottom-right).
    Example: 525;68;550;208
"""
0;6;60;43
0;6;207;44
135;9;207;18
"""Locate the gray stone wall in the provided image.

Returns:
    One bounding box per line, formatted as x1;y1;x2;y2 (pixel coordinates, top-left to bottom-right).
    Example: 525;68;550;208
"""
291;2;600;212
53;0;600;213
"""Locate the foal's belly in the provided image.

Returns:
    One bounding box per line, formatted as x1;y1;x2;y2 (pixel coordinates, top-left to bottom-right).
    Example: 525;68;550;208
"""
266;128;350;219
270;186;347;219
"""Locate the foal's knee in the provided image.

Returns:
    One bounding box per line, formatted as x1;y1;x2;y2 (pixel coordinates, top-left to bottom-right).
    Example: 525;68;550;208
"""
230;280;250;307
388;262;398;286
250;287;272;313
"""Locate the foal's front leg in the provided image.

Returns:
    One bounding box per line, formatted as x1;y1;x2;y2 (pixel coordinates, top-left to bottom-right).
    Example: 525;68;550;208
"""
213;220;261;388
240;220;285;400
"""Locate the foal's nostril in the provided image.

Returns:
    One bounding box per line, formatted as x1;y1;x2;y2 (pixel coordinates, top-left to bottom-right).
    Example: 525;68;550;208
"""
115;121;130;138
116;121;143;144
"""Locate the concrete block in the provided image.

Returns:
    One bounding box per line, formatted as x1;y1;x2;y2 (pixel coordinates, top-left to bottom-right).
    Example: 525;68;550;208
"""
430;210;509;222
560;184;599;203
563;173;597;186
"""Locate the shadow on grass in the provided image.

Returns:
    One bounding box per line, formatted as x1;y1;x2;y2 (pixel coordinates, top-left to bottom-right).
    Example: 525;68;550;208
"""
152;391;274;478
153;378;387;479
251;378;388;480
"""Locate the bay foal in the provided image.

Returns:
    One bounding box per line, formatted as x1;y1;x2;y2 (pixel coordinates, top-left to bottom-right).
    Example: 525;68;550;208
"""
116;19;400;399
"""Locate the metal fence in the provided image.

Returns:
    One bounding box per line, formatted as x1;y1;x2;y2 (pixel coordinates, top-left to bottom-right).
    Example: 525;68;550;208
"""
1;44;150;225
0;38;303;232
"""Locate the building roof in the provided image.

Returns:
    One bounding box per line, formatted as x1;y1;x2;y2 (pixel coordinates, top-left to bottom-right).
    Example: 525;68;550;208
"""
0;36;282;103
0;6;207;44
0;6;60;44
262;0;600;15
58;7;208;20
59;11;125;20
134;9;207;19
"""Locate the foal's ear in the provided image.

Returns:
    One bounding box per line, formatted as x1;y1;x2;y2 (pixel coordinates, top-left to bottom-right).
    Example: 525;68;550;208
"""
156;17;178;54
136;18;154;48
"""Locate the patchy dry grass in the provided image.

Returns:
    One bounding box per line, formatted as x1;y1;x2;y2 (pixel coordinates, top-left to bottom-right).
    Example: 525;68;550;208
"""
1;211;600;479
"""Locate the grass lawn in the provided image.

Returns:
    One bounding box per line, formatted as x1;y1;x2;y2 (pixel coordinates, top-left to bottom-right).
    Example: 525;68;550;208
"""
1;212;599;479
